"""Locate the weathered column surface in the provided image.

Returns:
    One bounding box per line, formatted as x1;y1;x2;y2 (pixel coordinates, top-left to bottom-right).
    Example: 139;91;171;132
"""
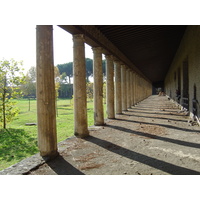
135;74;138;104
114;59;122;114
36;25;58;158
73;34;89;138
130;71;133;106
92;47;104;125
132;72;136;106
126;68;131;108
105;54;115;119
121;64;127;111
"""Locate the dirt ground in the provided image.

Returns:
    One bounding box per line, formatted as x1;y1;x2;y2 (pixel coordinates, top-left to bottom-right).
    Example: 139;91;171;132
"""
27;95;200;175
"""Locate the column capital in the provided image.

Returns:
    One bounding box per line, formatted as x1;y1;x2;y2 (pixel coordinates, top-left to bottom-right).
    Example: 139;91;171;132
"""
126;67;131;71
123;65;129;70
105;54;113;60
36;25;53;31
73;34;85;43
113;57;120;64
92;46;103;53
121;64;126;69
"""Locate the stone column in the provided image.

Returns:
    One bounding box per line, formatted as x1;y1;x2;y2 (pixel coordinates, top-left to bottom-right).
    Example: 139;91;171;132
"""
121;64;127;111
132;72;136;106
92;47;104;125
105;54;115;119
126;68;131;108
130;71;133;106
36;25;58;158
114;59;122;114
73;34;89;138
129;69;132;108
138;75;140;102
135;74;138;104
139;76;142;102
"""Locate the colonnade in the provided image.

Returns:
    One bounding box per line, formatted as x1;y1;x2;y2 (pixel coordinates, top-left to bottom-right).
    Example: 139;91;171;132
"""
36;25;152;158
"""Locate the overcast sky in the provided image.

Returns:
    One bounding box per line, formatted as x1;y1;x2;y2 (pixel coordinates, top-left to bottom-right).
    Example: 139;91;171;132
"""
0;25;93;72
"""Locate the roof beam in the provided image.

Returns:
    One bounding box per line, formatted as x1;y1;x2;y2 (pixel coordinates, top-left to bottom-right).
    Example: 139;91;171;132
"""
58;25;151;83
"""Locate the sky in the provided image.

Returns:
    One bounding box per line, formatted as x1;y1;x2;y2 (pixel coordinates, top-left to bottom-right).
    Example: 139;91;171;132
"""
0;0;198;75
0;25;94;73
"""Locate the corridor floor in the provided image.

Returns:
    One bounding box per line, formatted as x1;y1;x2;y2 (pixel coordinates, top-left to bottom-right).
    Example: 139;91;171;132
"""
27;95;200;175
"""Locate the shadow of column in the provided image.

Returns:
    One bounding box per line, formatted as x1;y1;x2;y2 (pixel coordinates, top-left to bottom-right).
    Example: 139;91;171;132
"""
84;135;200;175
46;155;84;175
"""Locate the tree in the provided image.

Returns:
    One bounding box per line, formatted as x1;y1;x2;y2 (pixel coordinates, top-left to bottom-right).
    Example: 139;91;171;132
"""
21;66;36;98
0;59;25;129
85;58;93;82
86;82;93;101
54;66;61;117
20;66;36;111
57;58;105;98
57;58;94;83
57;62;73;83
102;59;106;80
54;66;60;98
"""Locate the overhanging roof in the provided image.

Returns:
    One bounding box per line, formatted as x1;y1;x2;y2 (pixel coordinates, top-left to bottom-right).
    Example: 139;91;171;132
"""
59;25;187;84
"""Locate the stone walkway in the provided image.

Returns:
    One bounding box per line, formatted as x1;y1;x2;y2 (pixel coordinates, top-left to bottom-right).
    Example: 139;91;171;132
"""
1;95;200;175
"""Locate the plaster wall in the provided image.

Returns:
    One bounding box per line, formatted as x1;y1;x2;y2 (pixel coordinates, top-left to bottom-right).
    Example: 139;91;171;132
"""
165;26;200;119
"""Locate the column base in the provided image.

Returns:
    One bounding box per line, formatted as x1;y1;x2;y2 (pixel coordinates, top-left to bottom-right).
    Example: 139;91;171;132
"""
41;150;59;162
107;117;115;119
74;131;90;138
116;112;123;115
94;122;106;126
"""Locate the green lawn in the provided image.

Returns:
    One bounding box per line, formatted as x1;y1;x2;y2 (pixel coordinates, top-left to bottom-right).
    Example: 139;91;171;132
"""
0;98;107;171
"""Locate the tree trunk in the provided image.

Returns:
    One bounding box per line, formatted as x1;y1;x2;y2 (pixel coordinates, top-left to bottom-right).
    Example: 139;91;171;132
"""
3;76;6;129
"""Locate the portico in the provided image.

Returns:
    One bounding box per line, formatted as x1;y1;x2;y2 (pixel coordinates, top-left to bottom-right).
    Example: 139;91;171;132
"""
36;25;197;160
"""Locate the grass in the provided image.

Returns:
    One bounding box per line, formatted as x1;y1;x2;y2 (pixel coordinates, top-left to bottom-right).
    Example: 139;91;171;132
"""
0;98;107;171
0;128;38;170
